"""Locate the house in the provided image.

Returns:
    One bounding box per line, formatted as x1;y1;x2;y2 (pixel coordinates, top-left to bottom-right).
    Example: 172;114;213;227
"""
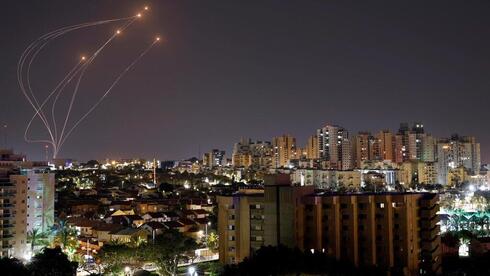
162;211;180;221
110;227;149;243
109;201;133;212
134;199;170;215
66;217;101;237
69;200;100;216
191;209;209;219
106;215;144;227
163;221;186;233
110;209;135;216
141;221;166;236
92;223;125;242
178;217;197;232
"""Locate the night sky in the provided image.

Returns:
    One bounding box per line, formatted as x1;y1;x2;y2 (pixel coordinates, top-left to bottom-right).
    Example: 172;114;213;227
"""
1;0;490;162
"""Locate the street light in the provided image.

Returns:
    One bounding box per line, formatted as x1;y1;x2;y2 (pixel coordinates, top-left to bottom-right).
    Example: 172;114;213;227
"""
188;266;196;275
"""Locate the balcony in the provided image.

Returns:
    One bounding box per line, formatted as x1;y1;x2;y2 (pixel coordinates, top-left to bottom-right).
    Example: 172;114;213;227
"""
0;224;14;229
420;206;439;218
421;225;440;240
420;218;438;229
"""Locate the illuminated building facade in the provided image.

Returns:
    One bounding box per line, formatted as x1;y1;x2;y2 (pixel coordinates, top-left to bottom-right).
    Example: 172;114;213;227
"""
217;175;441;274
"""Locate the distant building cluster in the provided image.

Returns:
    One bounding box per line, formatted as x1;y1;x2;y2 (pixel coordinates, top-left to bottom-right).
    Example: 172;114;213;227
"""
201;122;486;188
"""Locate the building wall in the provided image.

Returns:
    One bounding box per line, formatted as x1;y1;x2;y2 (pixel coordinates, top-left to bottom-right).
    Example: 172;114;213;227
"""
218;177;442;274
300;193;441;274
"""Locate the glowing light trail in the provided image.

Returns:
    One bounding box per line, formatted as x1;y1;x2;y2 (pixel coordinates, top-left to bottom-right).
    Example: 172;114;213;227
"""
18;7;159;158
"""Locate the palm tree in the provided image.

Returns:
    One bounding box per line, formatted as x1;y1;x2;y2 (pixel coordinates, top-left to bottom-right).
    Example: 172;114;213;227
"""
27;228;48;256
52;220;78;254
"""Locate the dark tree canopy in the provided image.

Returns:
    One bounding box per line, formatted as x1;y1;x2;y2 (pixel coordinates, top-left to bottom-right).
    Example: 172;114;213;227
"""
0;257;29;276
224;245;383;276
27;247;78;276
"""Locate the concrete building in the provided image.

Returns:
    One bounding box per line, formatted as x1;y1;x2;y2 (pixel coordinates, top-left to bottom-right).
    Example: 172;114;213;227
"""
291;169;361;190
217;188;265;264
203;149;226;168
352;132;370;168
317;124;350;170
399;161;437;186
306;135;319;160
436;135;481;185
217;175;441;274
376;130;394;162
300;192;441;274
272;135;296;168
0;149;54;259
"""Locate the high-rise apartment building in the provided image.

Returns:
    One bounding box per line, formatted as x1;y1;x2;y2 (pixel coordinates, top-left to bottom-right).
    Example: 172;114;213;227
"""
306;135;319;160
317;125;351;170
300;192;441;274
352;132;370;168
376;130;394;162
0;149;54;259
436;135;481;185
422;135;436;162
399;161;437;186
232;139;273;169
218;175;441;274
203;149;226;168
272;135;296;168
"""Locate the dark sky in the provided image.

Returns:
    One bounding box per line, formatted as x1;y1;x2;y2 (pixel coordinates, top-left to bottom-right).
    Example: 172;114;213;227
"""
1;0;490;162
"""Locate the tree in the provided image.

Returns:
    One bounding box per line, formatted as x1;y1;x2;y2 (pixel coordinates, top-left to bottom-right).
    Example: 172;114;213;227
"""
52;219;78;256
27;228;49;256
206;232;219;252
146;230;198;276
97;240;149;274
27;247;78;276
0;257;29;276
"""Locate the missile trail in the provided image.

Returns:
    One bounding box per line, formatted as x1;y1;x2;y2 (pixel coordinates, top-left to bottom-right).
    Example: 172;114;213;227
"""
58;39;160;151
18;8;156;158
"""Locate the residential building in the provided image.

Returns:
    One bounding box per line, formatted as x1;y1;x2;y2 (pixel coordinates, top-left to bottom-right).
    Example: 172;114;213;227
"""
300;192;441;274
352;132;370;168
306;135;319;160
0;150;54;259
218;175;442;274
317;124;350;170
436;135;481;185
203;149;226;168
272;135;296;168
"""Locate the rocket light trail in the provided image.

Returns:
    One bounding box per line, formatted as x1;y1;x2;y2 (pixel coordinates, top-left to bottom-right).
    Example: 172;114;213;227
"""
18;7;160;159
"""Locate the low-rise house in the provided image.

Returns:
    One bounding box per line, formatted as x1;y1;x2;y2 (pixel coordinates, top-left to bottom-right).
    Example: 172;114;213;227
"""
110;209;135;216
163;221;186;232
141;221;166;236
110;228;149;243
92;223;125;242
69;200;100;217
106;215;144;227
67;217;101;236
191;209;209;219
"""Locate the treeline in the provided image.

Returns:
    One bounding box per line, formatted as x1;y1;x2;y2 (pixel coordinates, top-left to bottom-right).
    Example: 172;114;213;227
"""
223;245;384;276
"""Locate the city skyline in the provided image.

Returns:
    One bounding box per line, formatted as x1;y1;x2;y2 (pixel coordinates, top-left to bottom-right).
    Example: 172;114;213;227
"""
2;1;490;162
